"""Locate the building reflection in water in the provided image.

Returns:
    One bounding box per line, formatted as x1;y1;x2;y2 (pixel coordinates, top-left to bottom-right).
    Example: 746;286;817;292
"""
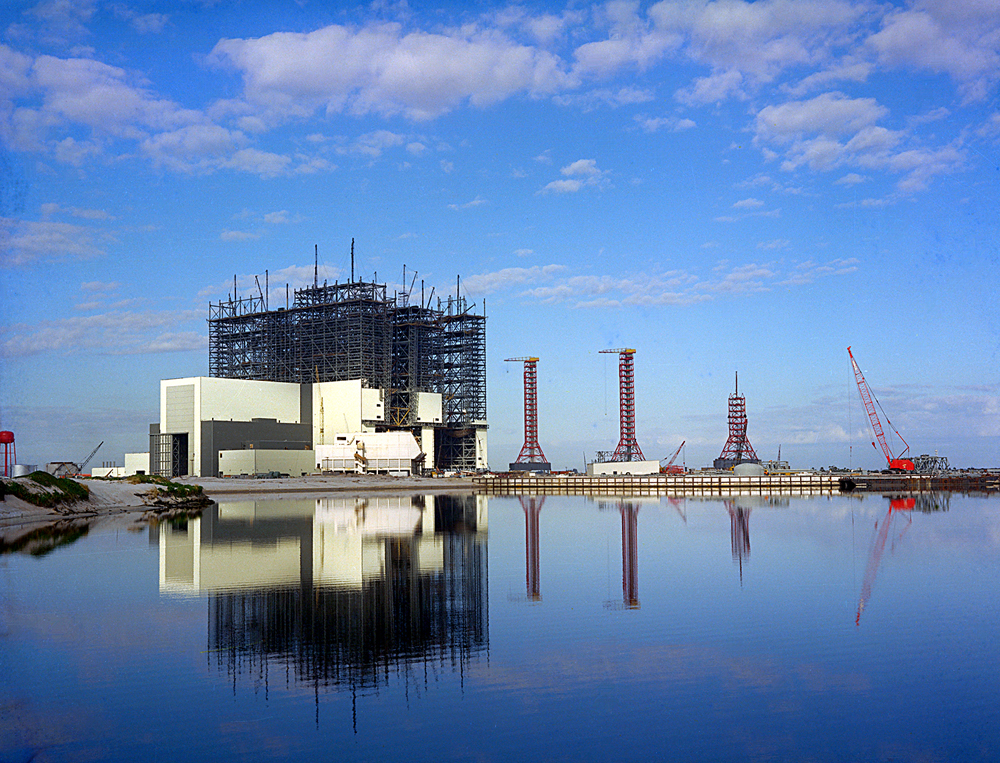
153;494;488;703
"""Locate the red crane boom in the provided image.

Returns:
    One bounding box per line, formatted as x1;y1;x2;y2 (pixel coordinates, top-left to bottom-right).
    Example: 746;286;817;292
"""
661;440;685;474
847;347;913;471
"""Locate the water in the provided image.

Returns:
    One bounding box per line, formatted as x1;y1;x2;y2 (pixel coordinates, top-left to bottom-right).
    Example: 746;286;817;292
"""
2;492;998;762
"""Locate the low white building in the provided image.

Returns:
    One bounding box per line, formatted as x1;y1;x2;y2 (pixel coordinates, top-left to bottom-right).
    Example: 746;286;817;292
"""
587;460;661;477
153;376;448;478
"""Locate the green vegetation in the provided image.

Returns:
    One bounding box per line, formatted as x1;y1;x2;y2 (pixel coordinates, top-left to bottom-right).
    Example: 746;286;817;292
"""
2;472;90;508
124;474;205;499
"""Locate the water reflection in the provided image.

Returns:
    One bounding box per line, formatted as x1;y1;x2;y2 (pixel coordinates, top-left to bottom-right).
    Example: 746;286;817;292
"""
855;493;950;625
518;496;543;602
153;494;488;702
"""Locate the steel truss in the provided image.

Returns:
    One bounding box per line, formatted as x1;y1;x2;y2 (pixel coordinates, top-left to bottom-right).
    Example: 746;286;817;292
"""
208;276;487;471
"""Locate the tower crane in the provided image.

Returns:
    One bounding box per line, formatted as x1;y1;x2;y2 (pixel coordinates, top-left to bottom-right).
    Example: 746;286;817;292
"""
660;440;685;474
847;347;914;471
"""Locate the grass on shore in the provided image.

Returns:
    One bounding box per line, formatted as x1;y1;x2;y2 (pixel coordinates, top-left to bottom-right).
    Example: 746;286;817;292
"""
1;471;90;508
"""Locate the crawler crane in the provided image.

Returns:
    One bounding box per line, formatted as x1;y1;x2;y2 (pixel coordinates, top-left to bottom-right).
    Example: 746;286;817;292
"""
848;347;914;471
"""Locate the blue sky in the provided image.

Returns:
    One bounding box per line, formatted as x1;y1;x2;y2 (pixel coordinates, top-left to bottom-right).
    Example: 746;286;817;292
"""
0;0;997;472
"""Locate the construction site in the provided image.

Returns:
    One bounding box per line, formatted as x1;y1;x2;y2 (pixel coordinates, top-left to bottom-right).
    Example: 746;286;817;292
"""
489;344;996;493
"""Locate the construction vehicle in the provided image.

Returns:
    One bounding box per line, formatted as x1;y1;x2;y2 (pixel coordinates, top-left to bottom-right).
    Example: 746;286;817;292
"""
847;347;914;471
660;441;685;474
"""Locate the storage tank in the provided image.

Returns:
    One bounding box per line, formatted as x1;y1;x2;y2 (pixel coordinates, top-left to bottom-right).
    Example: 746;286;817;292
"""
12;464;36;478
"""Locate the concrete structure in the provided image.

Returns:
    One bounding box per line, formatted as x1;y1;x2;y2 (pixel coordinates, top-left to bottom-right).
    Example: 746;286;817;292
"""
315;431;423;475
587;460;660;476
125;452;150;475
151;376;447;478
218;449;314;477
91;466;128;478
153;377;312;478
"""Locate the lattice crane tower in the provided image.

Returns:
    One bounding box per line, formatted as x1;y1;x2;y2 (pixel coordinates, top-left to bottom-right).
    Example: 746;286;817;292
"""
599;348;645;462
505;356;550;472
714;372;759;469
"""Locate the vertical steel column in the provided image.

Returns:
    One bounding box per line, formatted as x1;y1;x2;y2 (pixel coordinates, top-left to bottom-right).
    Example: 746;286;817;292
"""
505;357;548;464
600;348;645;462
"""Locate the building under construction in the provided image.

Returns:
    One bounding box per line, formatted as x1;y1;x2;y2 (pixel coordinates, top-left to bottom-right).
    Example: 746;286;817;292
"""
203;257;487;473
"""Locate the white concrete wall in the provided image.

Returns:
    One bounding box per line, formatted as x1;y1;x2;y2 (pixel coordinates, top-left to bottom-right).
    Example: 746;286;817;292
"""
315;431;422;474
217;449;314;477
161;377;302;477
361;387;385;423
476;428;489;470
420;427;435;472
91;466;127;478
124;452;149;475
313;380;361;445
587;460;661;476
415;392;443;424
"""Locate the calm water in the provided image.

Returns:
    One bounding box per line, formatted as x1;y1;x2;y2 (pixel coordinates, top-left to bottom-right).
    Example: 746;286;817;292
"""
2;492;998;762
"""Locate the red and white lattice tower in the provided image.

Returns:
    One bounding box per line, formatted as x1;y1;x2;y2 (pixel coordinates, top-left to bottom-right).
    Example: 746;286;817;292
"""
715;372;759;468
505;357;550;471
600;348;645;462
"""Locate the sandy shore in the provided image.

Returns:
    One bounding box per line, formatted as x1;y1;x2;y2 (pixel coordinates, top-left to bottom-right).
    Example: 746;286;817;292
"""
0;473;480;546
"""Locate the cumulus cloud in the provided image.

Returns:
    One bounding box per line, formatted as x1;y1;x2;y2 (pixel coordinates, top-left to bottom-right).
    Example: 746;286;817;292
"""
209;22;573;122
868;2;1000;102
752;92;965;190
540;158;608;193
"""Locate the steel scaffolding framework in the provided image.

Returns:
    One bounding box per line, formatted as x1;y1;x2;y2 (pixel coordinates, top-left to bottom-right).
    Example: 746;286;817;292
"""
599;348;645;462
714;373;759;469
505;356;549;470
208;269;486;471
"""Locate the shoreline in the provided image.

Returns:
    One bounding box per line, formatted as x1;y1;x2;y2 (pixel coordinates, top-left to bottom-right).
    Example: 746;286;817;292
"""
0;473;480;545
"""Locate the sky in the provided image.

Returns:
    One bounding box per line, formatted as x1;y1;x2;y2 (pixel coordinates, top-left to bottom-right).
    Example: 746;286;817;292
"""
0;0;998;473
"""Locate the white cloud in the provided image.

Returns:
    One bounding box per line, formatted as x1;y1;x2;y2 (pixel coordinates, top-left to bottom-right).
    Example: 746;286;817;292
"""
131;13;169;34
540;178;583;194
264;210;289;224
460;257;857;308
209;22;574;122
752;92;964;190
460;264;567;295
540;159;608;193
733;197;764;209
448;196;487;210
220;229;260;241
561;158;601;176
868;3;1000;102
0;217;106;266
636;114;696;132
1;308;205;356
835;172;867;185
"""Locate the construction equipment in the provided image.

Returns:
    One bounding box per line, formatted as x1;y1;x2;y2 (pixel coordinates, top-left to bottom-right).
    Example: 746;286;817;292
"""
847;347;914;471
660;440;685;474
78;441;103;474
